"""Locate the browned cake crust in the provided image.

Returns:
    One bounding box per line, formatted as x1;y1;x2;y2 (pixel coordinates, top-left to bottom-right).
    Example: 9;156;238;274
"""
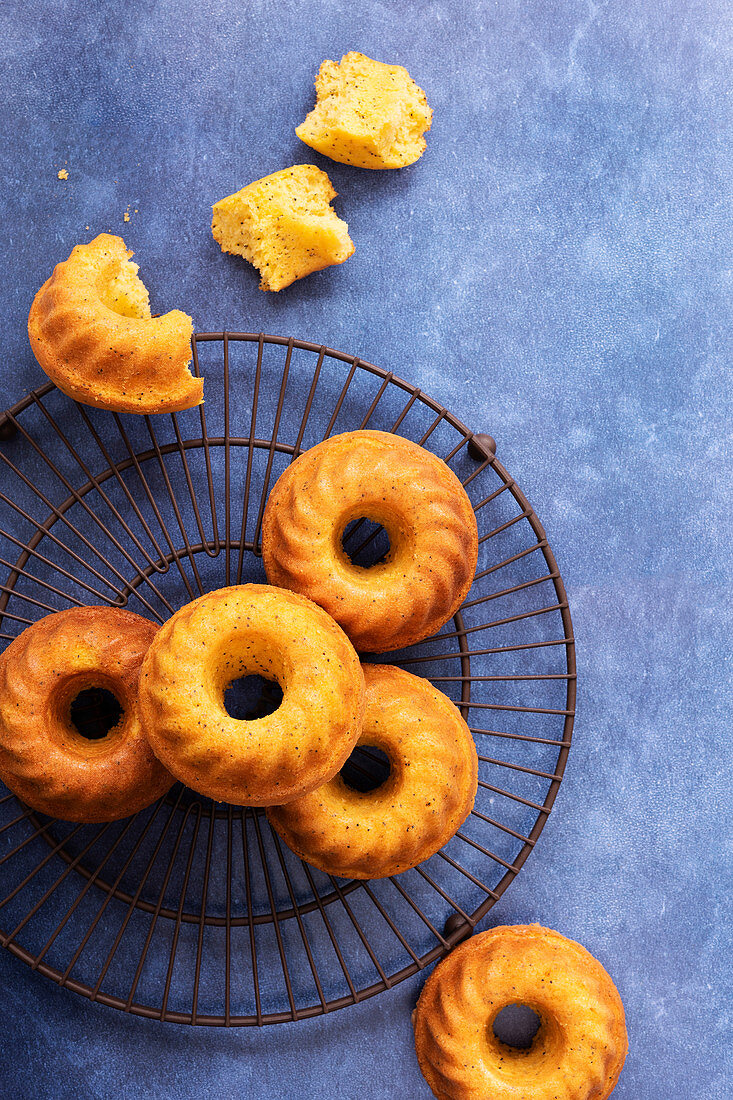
28;234;201;413
138;584;365;806
261;430;478;652
413;924;628;1100
268;663;478;878
0;607;172;822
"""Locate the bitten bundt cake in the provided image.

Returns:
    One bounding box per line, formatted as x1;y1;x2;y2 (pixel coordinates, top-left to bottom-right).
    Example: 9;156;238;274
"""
267;663;478;879
138;584;365;806
211;165;354;292
296;52;432;169
0;607;172;822
413;925;628;1100
28;234;201;413
261;430;478;652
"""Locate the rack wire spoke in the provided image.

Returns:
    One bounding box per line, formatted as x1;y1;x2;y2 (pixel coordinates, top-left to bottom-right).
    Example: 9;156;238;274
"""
361;881;422;967
89;791;187;997
326;877;390;988
252;338;295;553
292;347;326;457
34;393;170;580
31;814;143;970
123;801;202;1011
414;865;472;924
190;340;220;557
0;494;127;603
0;556;86;610
469;807;533;846
2;417;164;616
237;334;265;578
75;404;171;569
4;821;114;948
144;417;204;595
269;827;328;1013
471;727;572;747
170;413;218;558
298;858;359;1007
112;414;188;593
58;799;176;984
251;811;297;1019
191;803;216;1024
387;876;448;949
0;821;85;909
160;802;203;1020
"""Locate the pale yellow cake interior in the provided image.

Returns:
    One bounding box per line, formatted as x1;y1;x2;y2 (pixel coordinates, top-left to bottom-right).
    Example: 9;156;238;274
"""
98;255;152;319
296;52;432;169
211;165;354;292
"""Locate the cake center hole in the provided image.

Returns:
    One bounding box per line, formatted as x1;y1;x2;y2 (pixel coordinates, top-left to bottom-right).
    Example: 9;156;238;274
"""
340;746;391;792
224;674;283;721
341;517;391;568
70;687;123;741
492;1004;542;1049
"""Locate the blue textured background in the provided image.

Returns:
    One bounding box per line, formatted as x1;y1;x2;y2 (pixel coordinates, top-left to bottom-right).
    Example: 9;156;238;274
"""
1;0;731;1096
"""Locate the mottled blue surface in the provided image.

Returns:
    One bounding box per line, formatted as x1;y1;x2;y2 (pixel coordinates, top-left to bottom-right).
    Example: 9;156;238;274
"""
0;0;731;1097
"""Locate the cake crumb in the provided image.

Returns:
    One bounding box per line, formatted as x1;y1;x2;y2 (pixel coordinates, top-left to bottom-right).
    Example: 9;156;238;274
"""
57;169;69;180
123;211;130;222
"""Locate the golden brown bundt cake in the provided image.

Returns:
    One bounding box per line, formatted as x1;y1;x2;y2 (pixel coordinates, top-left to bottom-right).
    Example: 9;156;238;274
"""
211;165;354;291
137;584;365;806
267;663;478;878
261;430;478;653
296;52;432;169
28;233;202;413
0;607;173;822
413;924;628;1100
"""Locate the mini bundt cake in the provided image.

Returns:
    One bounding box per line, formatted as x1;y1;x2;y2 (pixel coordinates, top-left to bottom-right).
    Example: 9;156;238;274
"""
211;165;354;292
0;607;173;822
296;52;433;169
261;430;478;652
267;663;478;878
28;234;202;413
413;925;628;1100
138;584;365;806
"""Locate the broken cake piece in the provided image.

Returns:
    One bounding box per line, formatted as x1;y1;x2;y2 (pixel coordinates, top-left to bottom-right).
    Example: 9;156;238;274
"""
296;52;432;169
211;165;354;292
28;234;201;413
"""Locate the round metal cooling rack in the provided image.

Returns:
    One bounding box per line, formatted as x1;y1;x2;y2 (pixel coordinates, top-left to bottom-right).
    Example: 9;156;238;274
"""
0;333;575;1025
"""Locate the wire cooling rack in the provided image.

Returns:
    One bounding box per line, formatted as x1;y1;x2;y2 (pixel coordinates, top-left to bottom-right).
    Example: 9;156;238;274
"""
0;333;575;1024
